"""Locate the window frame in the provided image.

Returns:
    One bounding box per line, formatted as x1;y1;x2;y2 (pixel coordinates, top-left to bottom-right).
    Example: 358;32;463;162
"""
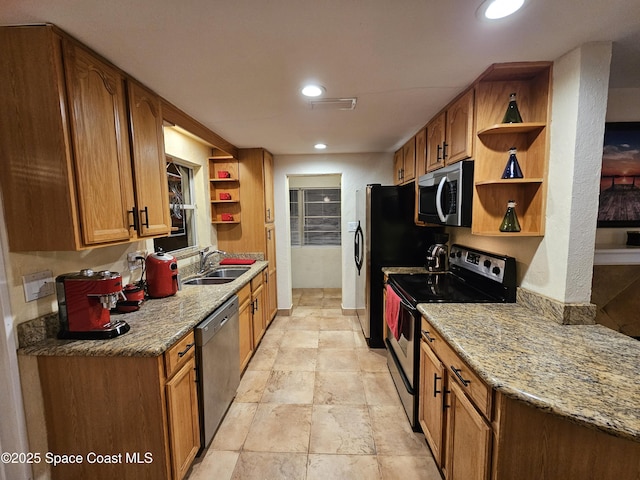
289;187;341;247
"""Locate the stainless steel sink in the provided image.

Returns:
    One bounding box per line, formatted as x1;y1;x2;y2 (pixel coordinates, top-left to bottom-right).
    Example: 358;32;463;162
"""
183;277;234;286
183;266;251;286
204;267;250;279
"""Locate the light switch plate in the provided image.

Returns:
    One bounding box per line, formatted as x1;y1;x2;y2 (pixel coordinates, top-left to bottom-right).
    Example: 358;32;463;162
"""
23;270;55;302
347;221;359;232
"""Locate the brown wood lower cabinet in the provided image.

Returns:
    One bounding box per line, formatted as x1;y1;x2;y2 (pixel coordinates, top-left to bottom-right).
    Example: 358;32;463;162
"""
37;331;199;480
419;316;640;480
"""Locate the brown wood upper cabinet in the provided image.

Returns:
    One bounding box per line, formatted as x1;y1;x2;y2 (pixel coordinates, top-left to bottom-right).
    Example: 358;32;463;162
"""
127;80;172;237
0;25;169;251
393;137;416;185
422;89;474;175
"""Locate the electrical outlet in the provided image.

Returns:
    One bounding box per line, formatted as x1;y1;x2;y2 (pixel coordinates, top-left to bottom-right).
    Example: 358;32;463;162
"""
127;251;146;271
23;270;55;302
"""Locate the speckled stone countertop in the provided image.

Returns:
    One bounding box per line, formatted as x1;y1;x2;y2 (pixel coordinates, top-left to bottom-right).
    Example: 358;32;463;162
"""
417;301;640;441
18;261;268;358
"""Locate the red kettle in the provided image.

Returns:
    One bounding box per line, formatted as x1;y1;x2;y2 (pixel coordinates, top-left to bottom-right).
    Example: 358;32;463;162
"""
146;249;179;298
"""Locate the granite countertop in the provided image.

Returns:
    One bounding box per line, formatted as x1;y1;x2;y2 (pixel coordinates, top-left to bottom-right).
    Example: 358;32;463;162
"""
417;301;640;441
18;261;268;358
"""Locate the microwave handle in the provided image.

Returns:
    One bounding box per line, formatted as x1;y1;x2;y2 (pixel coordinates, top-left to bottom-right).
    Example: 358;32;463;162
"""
435;176;447;223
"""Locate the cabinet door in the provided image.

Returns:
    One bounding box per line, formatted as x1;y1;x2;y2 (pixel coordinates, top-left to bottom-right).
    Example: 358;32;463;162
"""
426;113;446;172
265;268;278;325
252;283;266;346
445;380;491;480
446;89;474;165
239;297;253;371
165;355;200;480
393;149;404;185
63;39;135;245
415;128;427;177
402;136;416;182
419;340;446;467
127;80;171;237
263;150;275;223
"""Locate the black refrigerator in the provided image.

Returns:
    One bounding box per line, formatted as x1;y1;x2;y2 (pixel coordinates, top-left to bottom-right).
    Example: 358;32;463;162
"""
354;183;440;348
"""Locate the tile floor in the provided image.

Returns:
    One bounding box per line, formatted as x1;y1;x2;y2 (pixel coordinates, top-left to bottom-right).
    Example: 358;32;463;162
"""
187;288;441;480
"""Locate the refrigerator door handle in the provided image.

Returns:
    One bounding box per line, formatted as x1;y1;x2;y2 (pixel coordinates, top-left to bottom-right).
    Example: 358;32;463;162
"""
354;221;364;274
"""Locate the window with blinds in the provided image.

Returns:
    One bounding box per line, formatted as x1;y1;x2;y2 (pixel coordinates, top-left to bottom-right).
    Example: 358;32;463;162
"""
290;188;341;246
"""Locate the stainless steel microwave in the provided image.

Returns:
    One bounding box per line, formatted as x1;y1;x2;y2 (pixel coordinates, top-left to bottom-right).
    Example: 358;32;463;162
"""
417;160;474;227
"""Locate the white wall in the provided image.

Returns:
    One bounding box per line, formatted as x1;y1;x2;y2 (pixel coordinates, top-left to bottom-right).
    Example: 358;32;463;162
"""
274;153;392;310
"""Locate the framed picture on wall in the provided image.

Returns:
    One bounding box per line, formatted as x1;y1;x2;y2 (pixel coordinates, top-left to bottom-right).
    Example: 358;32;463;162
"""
597;122;640;227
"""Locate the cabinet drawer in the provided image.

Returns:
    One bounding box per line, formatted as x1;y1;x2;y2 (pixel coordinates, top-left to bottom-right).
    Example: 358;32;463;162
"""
421;317;492;419
251;271;264;290
165;331;195;379
237;283;251;307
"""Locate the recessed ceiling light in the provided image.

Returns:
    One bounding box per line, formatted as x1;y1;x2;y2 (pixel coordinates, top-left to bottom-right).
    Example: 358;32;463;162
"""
478;0;525;20
302;84;325;97
314;143;327;150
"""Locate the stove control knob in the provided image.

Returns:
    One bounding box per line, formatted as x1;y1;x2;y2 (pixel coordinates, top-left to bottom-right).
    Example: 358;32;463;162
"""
456;251;462;258
492;266;501;275
483;260;492;268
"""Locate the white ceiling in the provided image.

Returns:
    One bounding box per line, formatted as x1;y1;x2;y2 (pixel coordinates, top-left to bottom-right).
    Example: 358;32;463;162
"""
2;0;640;155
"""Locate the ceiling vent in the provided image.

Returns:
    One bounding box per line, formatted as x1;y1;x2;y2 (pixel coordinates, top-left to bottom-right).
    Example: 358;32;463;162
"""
309;97;357;111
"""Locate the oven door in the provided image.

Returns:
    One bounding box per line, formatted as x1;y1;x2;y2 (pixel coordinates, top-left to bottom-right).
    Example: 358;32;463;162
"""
385;282;418;390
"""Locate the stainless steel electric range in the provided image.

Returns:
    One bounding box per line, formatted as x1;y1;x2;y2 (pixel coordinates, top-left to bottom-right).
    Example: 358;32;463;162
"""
385;244;517;431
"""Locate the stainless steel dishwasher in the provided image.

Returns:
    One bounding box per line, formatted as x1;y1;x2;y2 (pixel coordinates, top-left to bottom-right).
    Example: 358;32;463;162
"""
195;295;240;449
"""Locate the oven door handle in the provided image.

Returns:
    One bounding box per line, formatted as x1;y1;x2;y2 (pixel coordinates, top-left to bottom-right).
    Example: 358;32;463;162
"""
388;282;417;313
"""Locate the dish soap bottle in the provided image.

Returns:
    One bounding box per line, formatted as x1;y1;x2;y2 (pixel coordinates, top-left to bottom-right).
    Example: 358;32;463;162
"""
502;92;523;123
501;147;523;179
500;200;521;232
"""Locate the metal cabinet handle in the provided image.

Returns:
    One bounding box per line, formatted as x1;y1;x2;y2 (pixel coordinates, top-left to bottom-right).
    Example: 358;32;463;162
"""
140;206;150;229
178;343;194;358
433;373;442;397
450;366;470;387
422;330;435;343
443;388;451;410
128;207;139;231
436;144;442;161
442;142;449;160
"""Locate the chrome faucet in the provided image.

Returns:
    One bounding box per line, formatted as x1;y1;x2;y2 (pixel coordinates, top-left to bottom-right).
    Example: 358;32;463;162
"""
198;247;227;273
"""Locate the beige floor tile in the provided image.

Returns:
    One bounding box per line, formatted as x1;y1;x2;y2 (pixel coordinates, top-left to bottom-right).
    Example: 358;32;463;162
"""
323;288;342;298
188;450;239;480
362;372;404;406
231;452;308;480
299;296;324;307
307;454;381;480
243;403;313;453
377;455;442;480
318;330;357;348
292;306;324;318
273;346;318;371
235;370;270;403
268;315;291;330
287;315;322;330
322;297;342;308
314;371;367;405
358;349;390;372
318;308;344;317
354;330;369;348
316;348;359;371
284;329;320;348
310;405;376;455
261;370;315;404
318;317;354;331
258;328;283;348
369;406;430;456
210;403;258;451
245;346;278;371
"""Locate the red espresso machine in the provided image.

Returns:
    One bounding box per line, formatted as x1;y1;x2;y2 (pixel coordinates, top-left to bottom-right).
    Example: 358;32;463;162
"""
145;249;179;298
56;269;130;339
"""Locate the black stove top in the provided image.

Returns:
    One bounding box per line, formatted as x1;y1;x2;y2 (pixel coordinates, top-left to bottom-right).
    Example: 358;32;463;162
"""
389;272;503;303
388;244;517;305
